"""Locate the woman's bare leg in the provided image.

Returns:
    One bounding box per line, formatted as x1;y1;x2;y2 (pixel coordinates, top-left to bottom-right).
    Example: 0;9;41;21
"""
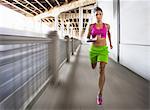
91;63;97;69
99;62;106;96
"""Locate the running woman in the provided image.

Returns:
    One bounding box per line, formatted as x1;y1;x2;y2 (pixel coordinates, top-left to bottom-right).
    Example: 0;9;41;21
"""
87;7;113;105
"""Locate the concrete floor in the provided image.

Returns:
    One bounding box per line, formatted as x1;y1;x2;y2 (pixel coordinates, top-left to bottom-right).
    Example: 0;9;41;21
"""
29;44;149;110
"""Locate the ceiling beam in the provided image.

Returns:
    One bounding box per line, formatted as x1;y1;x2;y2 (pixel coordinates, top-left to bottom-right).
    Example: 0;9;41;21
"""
45;0;53;8
55;0;60;6
2;0;34;16
46;18;52;23
59;13;91;20
65;0;68;3
24;0;43;13
44;18;49;22
13;0;38;15
34;0;96;20
34;0;48;11
42;19;50;26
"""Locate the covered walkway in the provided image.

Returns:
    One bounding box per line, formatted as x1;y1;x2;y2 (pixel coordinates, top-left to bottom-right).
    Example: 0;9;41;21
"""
0;0;150;110
29;44;149;110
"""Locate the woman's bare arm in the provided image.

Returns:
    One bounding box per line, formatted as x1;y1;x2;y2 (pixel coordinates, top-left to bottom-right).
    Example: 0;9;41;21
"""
87;24;93;39
106;24;113;49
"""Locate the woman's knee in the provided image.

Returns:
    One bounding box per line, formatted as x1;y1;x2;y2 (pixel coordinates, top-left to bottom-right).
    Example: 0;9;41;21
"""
100;67;105;72
99;62;106;74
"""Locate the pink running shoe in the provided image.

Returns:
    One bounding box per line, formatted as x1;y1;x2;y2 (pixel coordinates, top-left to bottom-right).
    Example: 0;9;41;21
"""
96;95;103;105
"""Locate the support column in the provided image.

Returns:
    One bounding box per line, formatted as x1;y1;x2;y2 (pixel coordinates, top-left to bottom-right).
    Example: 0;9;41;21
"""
79;7;83;38
47;31;59;85
67;22;70;36
64;35;70;62
61;15;64;38
54;15;58;31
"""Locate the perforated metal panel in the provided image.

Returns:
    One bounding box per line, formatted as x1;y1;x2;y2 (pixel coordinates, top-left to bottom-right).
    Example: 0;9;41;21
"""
0;33;81;110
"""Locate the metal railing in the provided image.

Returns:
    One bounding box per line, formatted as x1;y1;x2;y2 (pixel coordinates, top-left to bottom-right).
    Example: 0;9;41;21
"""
0;31;81;110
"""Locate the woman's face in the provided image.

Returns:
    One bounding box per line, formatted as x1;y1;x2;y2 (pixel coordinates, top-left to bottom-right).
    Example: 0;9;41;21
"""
96;10;103;22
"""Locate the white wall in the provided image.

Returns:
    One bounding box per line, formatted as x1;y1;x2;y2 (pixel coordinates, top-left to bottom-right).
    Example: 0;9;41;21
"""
97;0;150;81
120;44;150;80
0;5;50;36
120;0;150;81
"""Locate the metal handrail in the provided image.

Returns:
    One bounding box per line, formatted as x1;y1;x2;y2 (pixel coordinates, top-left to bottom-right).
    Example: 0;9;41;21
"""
0;30;81;110
0;34;51;44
